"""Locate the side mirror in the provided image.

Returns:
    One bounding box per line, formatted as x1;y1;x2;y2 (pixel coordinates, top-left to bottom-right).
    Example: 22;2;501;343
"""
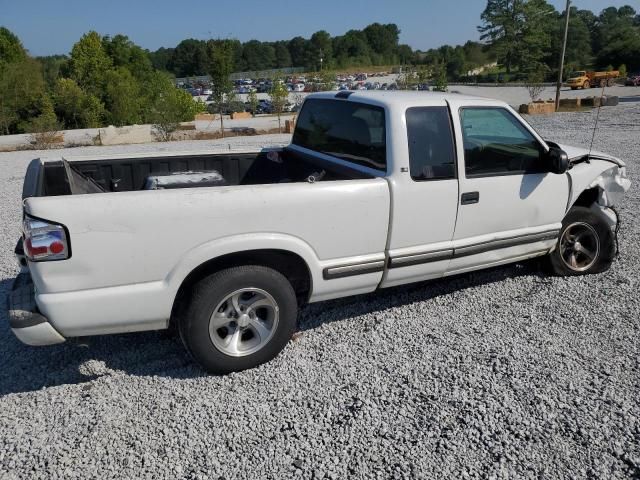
548;147;569;174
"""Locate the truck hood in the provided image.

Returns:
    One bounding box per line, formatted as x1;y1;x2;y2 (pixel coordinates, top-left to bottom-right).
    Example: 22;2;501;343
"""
556;143;626;167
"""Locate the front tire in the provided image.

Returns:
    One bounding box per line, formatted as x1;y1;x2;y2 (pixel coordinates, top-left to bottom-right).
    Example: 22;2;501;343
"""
179;266;298;374
548;206;615;276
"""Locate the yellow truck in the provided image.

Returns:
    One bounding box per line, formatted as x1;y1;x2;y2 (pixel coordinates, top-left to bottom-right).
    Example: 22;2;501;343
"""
566;70;619;90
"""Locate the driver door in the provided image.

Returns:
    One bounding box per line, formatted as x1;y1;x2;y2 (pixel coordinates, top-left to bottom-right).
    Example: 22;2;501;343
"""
446;104;570;275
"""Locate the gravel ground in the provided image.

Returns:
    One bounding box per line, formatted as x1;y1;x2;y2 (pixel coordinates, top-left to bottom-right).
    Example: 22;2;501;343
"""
0;106;638;479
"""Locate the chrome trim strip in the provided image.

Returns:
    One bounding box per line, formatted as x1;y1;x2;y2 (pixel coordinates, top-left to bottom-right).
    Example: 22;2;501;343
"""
323;260;386;280
453;230;559;258
388;249;453;268
387;230;559;269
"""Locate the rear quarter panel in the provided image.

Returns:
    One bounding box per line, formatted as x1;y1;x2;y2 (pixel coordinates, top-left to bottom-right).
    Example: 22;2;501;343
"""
24;179;390;303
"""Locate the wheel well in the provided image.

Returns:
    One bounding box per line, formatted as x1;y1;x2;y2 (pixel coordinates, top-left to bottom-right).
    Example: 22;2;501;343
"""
572;187;599;209
171;249;312;324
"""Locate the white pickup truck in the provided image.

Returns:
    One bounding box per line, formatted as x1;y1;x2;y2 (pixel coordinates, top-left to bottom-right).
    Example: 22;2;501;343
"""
8;91;631;373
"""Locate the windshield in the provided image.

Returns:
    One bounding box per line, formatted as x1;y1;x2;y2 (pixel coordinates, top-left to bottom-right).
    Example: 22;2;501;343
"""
570;71;586;78
292;99;386;171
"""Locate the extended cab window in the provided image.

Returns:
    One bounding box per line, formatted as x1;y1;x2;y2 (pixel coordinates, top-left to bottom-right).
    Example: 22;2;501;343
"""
406;107;456;180
292;99;386;171
460;108;544;177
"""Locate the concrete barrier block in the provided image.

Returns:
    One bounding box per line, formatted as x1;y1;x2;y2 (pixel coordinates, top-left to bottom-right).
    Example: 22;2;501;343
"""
230;111;252;120
98;125;153;146
581;97;601;107
559;98;581;108
195;113;216;121
601;96;619;107
520;101;555;115
284;117;297;133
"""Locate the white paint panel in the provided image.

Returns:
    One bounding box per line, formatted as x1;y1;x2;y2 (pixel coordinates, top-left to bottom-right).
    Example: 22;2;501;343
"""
26;179;390;300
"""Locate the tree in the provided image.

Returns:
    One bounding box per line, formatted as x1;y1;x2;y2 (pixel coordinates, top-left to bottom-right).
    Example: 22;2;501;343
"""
520;0;556;69
363;23;400;57
432;62;448;92
269;77;289;133
69;31;112;96
241;40;276;71
53;78;104;129
619;64;627;78
288;37;309;67
274;41;292;68
150;81;201;141
333;30;371;66
549;7;593;74
0;27;27;72
525;68;546;101
26;95;61;150
148;47;174;72
102;34;153;80
595;6;640;71
479;0;555;73
0;58;46;134
308;31;332;70
38;55;70;90
168;39;209;77
103;68;142;126
207;39;235;137
479;0;522;73
247;89;259;116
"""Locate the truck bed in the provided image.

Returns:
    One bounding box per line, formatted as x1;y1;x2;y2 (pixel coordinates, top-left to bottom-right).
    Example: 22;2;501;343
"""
23;148;374;198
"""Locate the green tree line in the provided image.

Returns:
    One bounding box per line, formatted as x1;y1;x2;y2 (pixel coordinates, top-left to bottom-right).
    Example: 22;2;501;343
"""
0;28;200;135
148;5;639;81
1;3;638;135
477;2;640;79
149;23;413;76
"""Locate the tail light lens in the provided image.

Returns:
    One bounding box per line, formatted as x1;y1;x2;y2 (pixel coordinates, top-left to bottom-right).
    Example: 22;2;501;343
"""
22;215;70;261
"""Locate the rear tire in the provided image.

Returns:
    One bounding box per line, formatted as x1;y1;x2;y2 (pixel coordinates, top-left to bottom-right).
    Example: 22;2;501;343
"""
548;206;615;276
179;265;298;374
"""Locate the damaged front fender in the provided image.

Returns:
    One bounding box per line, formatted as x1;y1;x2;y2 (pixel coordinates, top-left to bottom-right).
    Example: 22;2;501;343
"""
557;142;631;210
567;161;631;209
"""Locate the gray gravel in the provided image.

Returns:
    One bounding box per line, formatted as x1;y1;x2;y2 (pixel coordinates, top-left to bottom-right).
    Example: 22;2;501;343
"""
0;106;638;479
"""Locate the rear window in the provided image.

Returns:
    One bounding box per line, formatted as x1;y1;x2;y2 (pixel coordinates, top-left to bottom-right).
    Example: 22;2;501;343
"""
292;99;386;171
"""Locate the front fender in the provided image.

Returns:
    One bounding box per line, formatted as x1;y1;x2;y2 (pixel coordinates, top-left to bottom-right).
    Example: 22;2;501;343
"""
567;159;631;210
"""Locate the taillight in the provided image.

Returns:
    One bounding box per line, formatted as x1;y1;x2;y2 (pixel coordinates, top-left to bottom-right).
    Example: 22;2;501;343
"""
22;215;70;261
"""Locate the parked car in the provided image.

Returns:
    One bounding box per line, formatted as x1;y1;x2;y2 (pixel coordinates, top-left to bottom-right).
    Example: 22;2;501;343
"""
8;91;630;374
292;83;306;92
625;74;640;86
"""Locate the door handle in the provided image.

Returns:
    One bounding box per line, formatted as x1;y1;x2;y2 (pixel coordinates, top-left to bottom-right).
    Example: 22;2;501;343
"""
461;191;479;205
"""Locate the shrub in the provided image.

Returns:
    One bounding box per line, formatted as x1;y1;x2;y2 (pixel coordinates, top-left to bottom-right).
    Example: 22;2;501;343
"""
151;85;201;141
27;96;62;149
525;69;546;102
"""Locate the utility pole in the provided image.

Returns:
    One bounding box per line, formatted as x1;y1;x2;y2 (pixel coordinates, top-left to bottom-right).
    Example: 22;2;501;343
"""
555;0;571;111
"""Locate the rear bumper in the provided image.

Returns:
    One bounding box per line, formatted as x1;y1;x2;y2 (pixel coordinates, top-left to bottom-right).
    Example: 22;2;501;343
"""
6;273;65;346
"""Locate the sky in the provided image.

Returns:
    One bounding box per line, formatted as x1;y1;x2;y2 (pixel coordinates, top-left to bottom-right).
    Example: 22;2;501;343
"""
2;0;638;56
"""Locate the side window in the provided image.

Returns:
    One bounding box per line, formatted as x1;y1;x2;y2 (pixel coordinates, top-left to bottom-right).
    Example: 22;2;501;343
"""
292;99;386;171
460;108;545;177
406;107;456;181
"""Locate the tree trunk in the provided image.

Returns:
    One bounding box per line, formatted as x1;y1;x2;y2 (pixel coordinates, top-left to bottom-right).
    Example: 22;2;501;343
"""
219;110;225;139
